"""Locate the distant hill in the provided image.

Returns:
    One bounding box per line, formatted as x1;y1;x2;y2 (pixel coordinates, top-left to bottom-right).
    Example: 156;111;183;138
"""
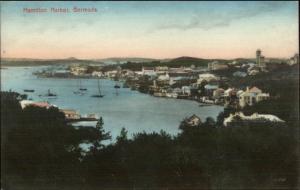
67;57;78;60
167;56;211;66
2;56;286;67
0;58;104;66
96;57;158;64
120;56;225;70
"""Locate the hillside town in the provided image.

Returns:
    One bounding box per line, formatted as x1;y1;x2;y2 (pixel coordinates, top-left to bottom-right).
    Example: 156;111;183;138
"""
31;50;299;127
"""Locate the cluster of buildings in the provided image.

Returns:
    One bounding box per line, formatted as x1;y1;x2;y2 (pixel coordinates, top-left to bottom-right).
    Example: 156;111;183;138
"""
208;61;229;71
201;85;270;107
70;66;88;76
33;49;297;128
63;50;281;109
129;67;270;108
71;50;274;108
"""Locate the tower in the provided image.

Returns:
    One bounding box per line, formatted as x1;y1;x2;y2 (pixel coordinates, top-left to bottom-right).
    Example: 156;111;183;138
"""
294;53;299;64
256;49;261;66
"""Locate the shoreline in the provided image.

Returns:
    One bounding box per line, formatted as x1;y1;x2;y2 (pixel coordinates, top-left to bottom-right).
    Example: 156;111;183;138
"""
33;70;226;108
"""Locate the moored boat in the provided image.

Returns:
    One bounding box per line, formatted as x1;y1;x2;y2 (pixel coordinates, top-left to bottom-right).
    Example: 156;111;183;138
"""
24;89;35;92
91;78;104;98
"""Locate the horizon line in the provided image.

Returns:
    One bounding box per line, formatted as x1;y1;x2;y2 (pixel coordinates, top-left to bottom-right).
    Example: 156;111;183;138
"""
1;55;293;61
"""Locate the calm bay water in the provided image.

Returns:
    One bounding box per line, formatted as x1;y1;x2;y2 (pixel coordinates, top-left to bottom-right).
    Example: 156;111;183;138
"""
1;66;223;141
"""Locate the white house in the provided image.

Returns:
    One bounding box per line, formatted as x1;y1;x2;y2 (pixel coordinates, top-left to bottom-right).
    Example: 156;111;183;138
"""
157;73;170;81
223;112;285;126
142;67;156;76
213;88;224;99
60;109;81;120
20;100;53;109
182;86;191;95
169;76;186;86
198;73;219;84
92;71;103;77
239;87;270;107
208;61;229;71
155;66;169;72
185;114;202;126
105;70;118;78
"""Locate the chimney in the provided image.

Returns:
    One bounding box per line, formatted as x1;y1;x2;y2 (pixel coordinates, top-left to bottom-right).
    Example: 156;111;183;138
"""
246;86;249;92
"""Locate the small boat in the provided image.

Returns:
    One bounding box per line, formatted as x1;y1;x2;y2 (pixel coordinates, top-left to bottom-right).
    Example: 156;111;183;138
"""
45;89;57;97
79;79;87;91
24;89;35;92
114;82;120;95
91;78;104;98
91;94;104;98
74;91;85;96
39;90;57;98
199;104;213;107
74;79;87;95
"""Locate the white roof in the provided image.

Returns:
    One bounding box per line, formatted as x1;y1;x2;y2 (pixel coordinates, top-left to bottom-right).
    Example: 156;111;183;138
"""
237;90;244;96
257;93;270;97
253;114;284;122
199;73;217;78
158;74;169;80
20;100;34;109
224;88;233;93
224;112;285;126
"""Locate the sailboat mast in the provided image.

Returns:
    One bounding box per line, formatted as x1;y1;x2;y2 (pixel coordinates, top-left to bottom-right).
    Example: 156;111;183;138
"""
97;78;101;95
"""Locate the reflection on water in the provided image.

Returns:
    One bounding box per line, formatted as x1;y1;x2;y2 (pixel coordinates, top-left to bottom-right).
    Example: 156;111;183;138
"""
1;66;224;141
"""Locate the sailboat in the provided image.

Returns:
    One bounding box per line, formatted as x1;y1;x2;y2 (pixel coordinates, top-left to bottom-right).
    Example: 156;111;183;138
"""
74;79;86;95
79;79;87;91
114;82;120;89
91;78;104;98
46;89;56;96
24;89;35;92
39;89;57;98
114;81;121;96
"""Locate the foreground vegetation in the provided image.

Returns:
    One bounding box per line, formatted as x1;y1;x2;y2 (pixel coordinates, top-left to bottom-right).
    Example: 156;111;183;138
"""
1;88;299;189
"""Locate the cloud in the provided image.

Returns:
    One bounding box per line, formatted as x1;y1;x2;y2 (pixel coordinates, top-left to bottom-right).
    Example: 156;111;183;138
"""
153;1;290;31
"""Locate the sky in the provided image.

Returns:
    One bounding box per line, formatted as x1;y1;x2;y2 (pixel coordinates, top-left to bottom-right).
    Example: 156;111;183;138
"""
1;1;299;59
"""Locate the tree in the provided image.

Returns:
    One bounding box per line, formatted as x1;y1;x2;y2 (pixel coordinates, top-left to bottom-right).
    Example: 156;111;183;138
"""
204;117;216;127
96;117;104;130
92;117;111;150
117;127;128;143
